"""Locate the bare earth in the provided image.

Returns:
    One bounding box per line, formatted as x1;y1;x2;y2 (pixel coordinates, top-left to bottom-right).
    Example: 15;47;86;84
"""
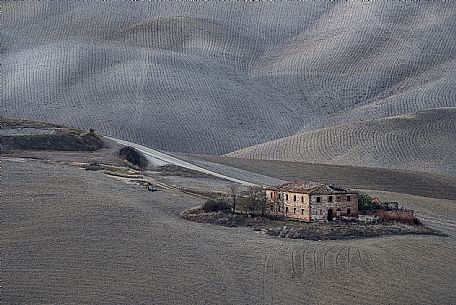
3;2;455;176
3;159;455;305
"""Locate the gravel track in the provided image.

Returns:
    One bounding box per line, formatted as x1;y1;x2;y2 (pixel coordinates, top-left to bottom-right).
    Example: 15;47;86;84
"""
4;160;456;305
3;2;455;159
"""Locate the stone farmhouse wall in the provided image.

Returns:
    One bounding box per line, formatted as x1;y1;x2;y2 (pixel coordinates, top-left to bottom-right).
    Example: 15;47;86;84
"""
265;190;311;221
378;209;414;224
265;190;358;221
309;193;359;221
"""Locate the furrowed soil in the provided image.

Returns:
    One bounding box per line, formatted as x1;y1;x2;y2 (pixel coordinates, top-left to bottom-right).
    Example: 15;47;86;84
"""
3;159;456;305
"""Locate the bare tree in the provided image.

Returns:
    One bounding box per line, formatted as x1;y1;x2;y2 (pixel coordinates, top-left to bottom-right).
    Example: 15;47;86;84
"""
229;184;238;213
247;186;267;216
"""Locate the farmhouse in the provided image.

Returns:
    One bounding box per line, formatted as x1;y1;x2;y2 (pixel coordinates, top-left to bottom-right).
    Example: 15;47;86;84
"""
265;180;358;222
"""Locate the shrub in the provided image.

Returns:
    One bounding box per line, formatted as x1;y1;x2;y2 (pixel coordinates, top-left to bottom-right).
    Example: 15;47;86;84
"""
413;217;422;226
119;146;149;169
358;193;379;211
202;199;232;213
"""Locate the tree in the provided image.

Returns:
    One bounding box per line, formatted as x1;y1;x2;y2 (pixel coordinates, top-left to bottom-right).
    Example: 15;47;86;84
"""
238;186;268;215
358;193;378;211
229;184;239;213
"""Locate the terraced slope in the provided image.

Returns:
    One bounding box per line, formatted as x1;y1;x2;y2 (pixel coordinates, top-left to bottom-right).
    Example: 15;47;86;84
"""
2;1;455;156
4;159;456;305
228;108;456;176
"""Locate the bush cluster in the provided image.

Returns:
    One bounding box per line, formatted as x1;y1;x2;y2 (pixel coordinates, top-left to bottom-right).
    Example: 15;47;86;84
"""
358;193;379;211
119;146;149;169
202;199;232;213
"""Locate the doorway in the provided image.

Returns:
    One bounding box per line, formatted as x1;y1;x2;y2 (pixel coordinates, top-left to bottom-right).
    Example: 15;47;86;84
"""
327;209;334;221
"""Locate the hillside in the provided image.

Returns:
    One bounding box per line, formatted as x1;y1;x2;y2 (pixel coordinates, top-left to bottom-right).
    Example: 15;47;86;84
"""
228;108;456;176
1;118;104;151
2;1;455;158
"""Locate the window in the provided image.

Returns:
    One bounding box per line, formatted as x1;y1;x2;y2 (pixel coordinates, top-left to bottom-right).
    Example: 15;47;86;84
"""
316;197;321;203
337;196;341;201
285;207;289;213
347;195;351;202
301;209;305;215
278;206;281;212
294;208;296;214
347;208;351;215
301;196;304;203
293;195;296;202
270;192;273;199
285;194;289;201
278;193;281;199
271;205;274;211
328;196;333;202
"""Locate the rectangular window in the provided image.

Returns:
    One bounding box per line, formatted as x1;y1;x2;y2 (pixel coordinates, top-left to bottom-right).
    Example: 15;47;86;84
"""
285;207;289;213
285;194;288;201
278;193;281;199
328;196;333;202
293;195;296;202
301;196;304;203
294;208;296;214
347;195;351;202
301;209;304;215
316;197;321;203
270;193;273;199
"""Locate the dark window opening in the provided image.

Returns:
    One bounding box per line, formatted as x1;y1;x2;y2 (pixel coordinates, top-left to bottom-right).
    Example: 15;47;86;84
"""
294;208;296;214
337;196;341;201
293;195;296;202
316;197;321;203
328;196;333;202
347;195;351;202
285;207;289;213
301;196;304;203
301;209;305;215
285;194;288;201
347;208;351;215
270;193;273;199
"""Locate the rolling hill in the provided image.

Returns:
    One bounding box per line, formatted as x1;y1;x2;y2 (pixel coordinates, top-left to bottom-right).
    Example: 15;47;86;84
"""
2;1;455;170
228;108;456;176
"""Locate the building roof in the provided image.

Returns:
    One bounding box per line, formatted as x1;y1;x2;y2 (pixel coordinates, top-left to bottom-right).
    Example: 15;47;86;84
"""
265;180;353;195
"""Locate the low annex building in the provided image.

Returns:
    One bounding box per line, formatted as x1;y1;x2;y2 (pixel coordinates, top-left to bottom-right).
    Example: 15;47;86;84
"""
264;180;359;221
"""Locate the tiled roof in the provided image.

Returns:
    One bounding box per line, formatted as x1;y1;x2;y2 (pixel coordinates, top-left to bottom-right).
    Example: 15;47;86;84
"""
265;180;350;194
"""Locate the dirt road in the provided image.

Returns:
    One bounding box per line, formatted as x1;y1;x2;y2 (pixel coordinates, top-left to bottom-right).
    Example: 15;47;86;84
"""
106;136;258;187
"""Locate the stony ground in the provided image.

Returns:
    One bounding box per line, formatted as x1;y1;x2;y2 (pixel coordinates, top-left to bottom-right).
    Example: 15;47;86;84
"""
3;159;456;305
